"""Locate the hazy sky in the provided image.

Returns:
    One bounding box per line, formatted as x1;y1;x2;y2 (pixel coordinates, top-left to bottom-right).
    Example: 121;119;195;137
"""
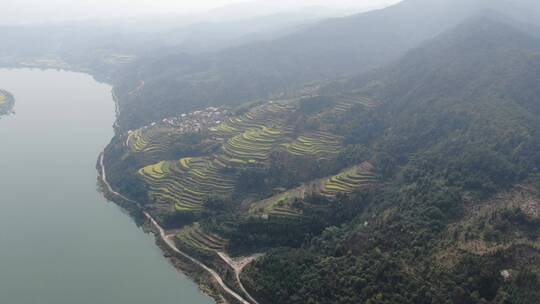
2;0;401;25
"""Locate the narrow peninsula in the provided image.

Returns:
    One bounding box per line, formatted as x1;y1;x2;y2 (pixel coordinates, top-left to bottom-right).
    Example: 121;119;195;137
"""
0;89;15;117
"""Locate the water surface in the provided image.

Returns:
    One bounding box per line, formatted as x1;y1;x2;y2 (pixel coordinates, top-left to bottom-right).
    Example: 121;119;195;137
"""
0;69;213;304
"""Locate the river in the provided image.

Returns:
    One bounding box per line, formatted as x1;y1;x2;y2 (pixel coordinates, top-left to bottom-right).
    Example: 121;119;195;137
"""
0;69;213;304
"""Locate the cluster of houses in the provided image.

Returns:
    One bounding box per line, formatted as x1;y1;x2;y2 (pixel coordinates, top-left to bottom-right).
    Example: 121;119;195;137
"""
129;106;228;137
161;106;228;134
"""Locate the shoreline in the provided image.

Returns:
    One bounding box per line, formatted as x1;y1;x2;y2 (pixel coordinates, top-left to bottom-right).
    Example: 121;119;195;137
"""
0;61;112;84
97;152;254;304
0;65;254;303
0;65;256;304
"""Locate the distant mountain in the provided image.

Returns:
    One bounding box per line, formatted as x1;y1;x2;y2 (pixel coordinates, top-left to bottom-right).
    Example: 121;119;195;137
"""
242;14;540;304
144;8;345;54
114;0;540;131
0;8;338;79
198;1;352;21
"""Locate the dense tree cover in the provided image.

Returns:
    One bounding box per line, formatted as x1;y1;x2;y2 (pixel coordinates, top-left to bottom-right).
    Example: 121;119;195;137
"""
103;135;149;202
233;151;341;199
344;16;540;195
244;182;539;304
199;190;373;254
227;217;326;253
242;16;540;304
102;11;540;304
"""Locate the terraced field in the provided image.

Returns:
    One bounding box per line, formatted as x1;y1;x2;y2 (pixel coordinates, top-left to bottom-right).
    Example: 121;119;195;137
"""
137;125;294;211
250;162;378;218
218;126;288;166
136;102;299;212
320;162;378;198
282;132;342;160
135;102;298;212
332;95;377;114
127;107;226;159
134;96;378;215
127;127;177;156
176;223;228;253
212;101;296;138
139;157;235;212
260;192;305;218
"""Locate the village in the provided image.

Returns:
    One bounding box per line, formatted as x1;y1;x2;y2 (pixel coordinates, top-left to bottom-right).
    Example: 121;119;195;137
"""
159;106;228;134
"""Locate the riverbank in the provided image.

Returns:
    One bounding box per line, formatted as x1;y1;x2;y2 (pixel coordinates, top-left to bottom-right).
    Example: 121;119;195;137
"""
3;64;243;303
97;153;255;304
0;68;210;304
0;65;250;303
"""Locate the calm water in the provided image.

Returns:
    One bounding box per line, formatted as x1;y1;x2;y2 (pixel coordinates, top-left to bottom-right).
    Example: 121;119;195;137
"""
0;69;213;304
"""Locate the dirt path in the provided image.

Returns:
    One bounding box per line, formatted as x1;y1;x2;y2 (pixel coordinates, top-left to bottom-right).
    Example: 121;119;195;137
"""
99;153;254;304
217;252;262;304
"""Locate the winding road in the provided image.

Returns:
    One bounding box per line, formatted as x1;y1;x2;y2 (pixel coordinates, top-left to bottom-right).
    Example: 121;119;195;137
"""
99;153;254;304
217;252;261;304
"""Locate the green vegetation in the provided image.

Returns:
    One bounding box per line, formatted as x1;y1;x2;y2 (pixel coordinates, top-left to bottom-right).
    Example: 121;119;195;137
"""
212;101;295;137
135;107;366;217
320;162;378;197
128;128;162;154
102;13;540;304
331;95;377;115
282;132;341;160
218;126;287;166
250;162;378;219
6;1;540;302
176;222;228;254
127;95;371;222
113;0;527;132
127;127;205;162
139;157;234;212
239;17;540;304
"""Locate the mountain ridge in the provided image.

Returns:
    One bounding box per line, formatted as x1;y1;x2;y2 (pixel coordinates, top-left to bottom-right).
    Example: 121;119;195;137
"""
236;14;540;304
114;0;540;131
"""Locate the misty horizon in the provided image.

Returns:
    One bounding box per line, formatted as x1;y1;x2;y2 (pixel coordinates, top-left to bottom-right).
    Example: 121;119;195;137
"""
1;0;401;25
1;0;539;303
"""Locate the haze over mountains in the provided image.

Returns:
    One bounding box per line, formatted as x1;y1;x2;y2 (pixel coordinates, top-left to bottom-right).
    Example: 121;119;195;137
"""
1;0;397;25
110;0;540;131
2;0;540;303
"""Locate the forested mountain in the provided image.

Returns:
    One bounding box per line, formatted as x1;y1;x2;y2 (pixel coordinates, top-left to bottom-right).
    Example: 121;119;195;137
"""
5;0;537;302
3;0;540;302
240;15;540;304
323;13;540;191
113;0;540;131
102;9;540;303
